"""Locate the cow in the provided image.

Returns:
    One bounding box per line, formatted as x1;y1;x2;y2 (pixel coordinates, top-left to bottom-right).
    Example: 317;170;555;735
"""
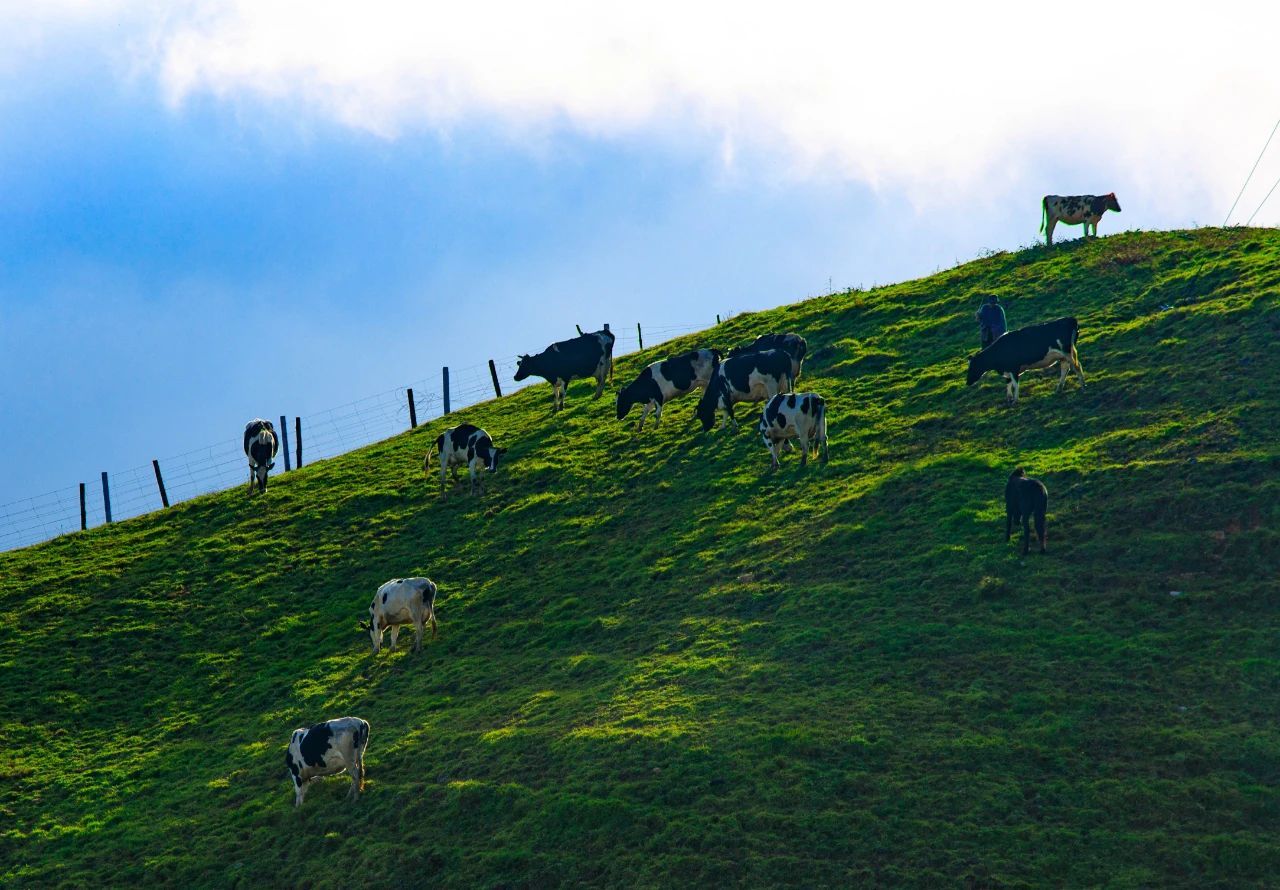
1005;468;1048;555
430;424;506;495
695;349;793;432
243;419;279;494
358;577;438;654
616;348;721;430
758;392;829;470
1041;193;1121;245
966;317;1084;404
726;332;807;386
284;716;370;808
514;328;615;411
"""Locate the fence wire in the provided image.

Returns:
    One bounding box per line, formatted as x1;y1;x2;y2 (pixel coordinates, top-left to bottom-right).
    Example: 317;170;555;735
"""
0;319;720;552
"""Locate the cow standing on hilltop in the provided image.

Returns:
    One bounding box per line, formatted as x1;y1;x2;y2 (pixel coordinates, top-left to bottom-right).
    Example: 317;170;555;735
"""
966;317;1084;404
243;419;279;494
617;348;721;430
515;328;615;411
727;333;807;387
1041;194;1121;245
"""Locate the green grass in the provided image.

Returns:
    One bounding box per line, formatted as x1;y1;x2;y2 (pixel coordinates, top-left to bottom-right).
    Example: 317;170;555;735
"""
3;228;1279;888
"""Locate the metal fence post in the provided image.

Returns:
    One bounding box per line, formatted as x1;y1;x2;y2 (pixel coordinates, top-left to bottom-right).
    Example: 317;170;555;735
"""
407;389;418;429
443;367;451;415
152;460;169;508
79;483;87;531
101;472;112;523
489;360;502;398
279;416;292;471
295;417;303;469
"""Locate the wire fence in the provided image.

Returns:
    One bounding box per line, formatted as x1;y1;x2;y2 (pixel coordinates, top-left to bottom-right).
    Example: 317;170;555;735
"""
0;320;717;553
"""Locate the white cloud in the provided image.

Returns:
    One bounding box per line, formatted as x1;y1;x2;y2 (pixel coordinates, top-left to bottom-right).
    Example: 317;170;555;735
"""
8;1;1280;220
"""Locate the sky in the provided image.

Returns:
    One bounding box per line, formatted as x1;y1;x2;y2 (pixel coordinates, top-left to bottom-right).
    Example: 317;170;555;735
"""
3;1;1280;531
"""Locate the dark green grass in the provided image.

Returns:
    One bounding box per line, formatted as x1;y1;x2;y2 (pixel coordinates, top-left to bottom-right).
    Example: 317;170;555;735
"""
3;228;1278;888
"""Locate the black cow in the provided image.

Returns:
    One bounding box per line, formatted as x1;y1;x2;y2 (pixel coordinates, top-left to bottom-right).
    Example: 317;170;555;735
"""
431;424;506;495
1041;193;1121;245
616;348;720;430
515;329;615;411
695;349;793;432
243;418;279;494
727;332;807;386
966;317;1084;404
1005;468;1048;555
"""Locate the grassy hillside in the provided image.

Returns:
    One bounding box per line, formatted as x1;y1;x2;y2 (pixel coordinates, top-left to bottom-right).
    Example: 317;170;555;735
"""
3;228;1278;888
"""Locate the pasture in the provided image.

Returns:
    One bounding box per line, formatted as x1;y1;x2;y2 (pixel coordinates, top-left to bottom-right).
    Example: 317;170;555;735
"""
2;228;1278;887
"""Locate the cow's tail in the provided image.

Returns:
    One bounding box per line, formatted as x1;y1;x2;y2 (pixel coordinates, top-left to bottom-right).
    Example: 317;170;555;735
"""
1039;197;1048;233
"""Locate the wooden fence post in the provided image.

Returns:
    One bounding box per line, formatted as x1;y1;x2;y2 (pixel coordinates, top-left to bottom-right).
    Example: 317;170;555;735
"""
152;460;169;508
79;483;87;531
295;417;302;469
406;389;418;429
637;322;643;350
575;324;584;335
443;367;451;415
101;472;112;523
717;314;721;324
279;416;292;471
489;360;503;398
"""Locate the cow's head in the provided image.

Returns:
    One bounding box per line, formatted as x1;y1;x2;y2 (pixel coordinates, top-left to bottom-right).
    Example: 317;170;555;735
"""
360;607;383;653
513;354;533;381
1106;192;1121;213
486;446;507;473
966;354;985;386
695;380;722;431
616;384;638;420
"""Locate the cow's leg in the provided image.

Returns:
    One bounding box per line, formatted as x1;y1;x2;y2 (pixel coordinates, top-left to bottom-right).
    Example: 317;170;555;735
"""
1045;217;1057;245
294;779;308;808
1022;514;1033;556
653;401;663;427
637;402;651;432
469;460;479;495
347;760;362;800
798;432;809;467
1071;346;1086;388
1006;510;1014;542
388;625;401;651
593;369;605;400
1004;373;1016;404
1035;509;1047;554
769;439;782;471
247;467;255;495
428;606;438;639
1056;359;1070;392
413;611;424;653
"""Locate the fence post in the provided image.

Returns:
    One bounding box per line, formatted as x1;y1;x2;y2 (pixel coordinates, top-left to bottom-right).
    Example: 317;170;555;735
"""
488;360;503;398
443;367;451;415
717;314;721;324
636;322;643;350
575;324;584;335
101;472;112;523
279;415;292;471
152;460;169;508
79;483;87;531
406;389;418;429
295;417;303;469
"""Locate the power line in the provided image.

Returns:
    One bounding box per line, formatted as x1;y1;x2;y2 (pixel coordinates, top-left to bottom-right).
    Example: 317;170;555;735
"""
1224;116;1280;226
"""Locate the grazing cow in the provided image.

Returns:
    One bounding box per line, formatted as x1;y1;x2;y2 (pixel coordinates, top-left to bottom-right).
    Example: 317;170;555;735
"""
966;317;1084;404
1005;468;1048;555
759;392;829;470
358;577;438;654
616;348;721;430
515;329;614;411
430;424;506;495
695;349;793;432
727;333;808;386
1041;193;1121;245
284;716;370;808
243;419;279;494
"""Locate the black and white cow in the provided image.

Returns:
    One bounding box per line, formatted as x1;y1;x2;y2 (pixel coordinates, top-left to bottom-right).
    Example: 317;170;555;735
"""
243;418;279;494
358;577;438;654
616;348;721;430
1041;193;1121;245
966;317;1084;404
284;716;370;808
1005;468;1048;555
727;333;808;386
514;328;615;411
430;424;506;495
695;349;793;432
759;392;829;470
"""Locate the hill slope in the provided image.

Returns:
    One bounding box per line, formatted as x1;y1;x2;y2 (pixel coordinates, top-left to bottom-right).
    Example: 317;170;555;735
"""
3;229;1279;888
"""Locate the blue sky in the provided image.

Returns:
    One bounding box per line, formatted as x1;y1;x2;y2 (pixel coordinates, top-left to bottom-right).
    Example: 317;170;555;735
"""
2;2;1278;525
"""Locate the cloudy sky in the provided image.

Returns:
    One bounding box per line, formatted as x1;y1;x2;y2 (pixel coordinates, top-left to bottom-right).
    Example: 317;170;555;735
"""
3;1;1279;528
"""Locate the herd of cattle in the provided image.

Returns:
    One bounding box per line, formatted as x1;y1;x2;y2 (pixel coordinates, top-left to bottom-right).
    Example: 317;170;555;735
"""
254;193;1118;807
